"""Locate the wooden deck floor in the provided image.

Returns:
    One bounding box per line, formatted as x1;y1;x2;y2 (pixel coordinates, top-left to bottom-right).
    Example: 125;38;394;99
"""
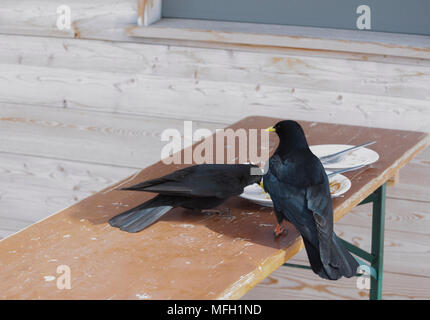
0;128;429;300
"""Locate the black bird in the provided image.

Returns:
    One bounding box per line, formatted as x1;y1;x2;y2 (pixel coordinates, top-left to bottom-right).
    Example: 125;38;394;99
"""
109;164;262;233
263;120;359;280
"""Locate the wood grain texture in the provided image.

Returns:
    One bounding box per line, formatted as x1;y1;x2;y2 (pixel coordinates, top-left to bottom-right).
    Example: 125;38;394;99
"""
0;116;427;299
2;1;430;61
0;152;136;226
0;0;137;41
128;18;430;60
1;63;430;132
1;1;430;134
1;27;430;135
0;216;33;237
242;258;430;300
387;171;399;186
0;103;225;167
137;0;162;26
334;223;430;277
336;198;430;235
2;34;430;102
385;147;430;202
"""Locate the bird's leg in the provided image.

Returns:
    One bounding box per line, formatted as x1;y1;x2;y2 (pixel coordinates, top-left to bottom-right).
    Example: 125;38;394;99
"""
273;220;287;238
273;209;287;238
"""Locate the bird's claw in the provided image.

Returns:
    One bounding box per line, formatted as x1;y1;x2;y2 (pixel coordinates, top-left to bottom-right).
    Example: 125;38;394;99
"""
273;223;287;238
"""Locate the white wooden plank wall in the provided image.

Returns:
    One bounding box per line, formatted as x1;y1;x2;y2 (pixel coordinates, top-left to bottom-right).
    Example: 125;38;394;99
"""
1;33;430;131
0;0;429;299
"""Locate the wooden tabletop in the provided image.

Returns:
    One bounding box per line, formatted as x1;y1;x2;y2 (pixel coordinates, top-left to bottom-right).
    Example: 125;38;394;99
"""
0;116;428;299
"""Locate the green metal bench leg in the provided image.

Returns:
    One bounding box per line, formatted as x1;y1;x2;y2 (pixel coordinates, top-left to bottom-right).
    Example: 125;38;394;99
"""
370;183;386;300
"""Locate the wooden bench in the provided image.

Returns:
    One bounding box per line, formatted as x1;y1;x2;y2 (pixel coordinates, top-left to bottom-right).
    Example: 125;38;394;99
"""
0;116;428;299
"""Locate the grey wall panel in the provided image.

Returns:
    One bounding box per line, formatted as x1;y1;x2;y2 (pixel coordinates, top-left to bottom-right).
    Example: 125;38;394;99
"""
162;0;430;36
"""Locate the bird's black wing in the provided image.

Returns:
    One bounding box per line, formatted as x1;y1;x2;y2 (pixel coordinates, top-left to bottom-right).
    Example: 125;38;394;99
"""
120;166;196;191
265;152;332;247
118;165;195;193
305;176;335;267
120;165;246;198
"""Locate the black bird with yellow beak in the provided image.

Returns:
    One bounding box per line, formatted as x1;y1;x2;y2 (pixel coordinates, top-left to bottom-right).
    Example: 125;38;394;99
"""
109;164;262;233
263;120;359;280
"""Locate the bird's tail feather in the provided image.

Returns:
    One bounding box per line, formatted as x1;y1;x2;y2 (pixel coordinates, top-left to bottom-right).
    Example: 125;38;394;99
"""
330;233;359;278
303;234;359;280
302;238;331;279
109;196;173;233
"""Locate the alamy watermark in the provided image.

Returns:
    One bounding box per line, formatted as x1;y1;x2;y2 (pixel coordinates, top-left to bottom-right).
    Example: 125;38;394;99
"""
56;5;71;30
356;265;371;290
44;265;71;289
356;5;371;30
160;121;270;175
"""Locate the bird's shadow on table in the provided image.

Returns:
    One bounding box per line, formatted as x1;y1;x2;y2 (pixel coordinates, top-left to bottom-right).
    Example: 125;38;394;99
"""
181;197;300;250
68;192;299;250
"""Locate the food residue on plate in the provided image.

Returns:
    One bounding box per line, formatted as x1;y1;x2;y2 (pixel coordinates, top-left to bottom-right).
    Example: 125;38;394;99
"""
329;180;341;194
259;179;342;197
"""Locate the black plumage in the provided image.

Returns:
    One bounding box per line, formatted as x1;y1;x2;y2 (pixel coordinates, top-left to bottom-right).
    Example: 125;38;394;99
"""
109;164;262;233
263;120;359;280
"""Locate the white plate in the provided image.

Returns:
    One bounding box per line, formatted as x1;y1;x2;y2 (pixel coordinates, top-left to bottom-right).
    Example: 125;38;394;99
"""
310;144;379;169
240;173;351;207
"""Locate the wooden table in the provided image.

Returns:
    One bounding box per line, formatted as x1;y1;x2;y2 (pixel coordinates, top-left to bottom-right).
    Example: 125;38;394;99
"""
0;116;428;300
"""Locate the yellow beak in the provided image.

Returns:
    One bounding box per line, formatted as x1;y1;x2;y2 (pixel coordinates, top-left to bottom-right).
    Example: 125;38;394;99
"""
265;126;276;132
